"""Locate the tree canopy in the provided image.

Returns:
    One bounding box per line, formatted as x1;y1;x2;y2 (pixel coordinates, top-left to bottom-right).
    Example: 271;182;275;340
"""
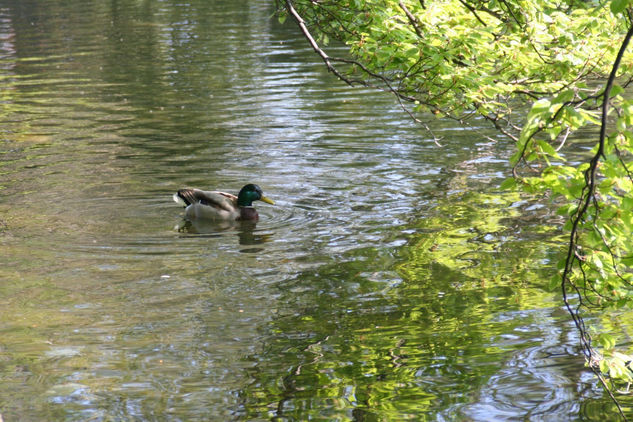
279;0;633;414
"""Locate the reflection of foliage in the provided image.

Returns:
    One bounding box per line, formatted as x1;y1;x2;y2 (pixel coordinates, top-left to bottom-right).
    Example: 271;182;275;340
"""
241;191;564;420
400;191;556;282
278;0;633;409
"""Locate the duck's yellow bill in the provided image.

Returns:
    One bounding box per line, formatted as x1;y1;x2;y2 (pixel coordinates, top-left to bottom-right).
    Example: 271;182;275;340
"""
261;196;275;205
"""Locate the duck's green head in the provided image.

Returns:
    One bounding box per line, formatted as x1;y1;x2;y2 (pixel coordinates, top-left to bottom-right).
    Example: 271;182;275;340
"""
237;184;275;207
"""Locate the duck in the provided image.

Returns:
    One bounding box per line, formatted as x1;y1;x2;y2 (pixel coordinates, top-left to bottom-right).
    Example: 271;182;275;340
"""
173;183;274;221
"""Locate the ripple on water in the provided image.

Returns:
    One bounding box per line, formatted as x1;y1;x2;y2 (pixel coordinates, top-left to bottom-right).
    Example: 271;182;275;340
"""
0;1;597;421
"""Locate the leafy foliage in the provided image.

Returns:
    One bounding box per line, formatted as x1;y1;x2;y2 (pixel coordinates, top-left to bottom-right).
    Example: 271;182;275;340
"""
281;0;632;135
280;0;633;407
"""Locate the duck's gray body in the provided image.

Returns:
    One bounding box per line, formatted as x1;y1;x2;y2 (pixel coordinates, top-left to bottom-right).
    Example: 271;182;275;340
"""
173;184;273;222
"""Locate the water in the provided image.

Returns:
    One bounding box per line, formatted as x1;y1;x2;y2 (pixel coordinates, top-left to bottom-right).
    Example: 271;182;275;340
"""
0;0;625;420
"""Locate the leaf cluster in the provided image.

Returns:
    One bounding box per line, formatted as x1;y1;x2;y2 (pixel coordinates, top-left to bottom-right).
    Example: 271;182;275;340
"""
281;0;630;131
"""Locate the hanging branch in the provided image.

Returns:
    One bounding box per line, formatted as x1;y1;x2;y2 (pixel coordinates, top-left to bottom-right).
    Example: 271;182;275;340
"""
284;0;445;145
560;23;633;422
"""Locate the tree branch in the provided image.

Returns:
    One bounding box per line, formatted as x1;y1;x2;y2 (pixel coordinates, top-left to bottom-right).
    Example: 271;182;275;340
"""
398;1;424;37
457;0;487;26
283;0;346;81
560;23;633;422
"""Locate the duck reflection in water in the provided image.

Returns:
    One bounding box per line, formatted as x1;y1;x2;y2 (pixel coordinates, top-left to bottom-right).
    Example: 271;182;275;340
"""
175;218;273;247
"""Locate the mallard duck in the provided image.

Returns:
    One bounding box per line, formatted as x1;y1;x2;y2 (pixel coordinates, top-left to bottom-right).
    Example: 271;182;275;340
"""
173;183;274;221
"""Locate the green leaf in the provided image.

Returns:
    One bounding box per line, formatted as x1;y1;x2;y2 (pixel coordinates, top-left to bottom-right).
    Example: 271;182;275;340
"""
564;107;586;128
611;0;630;15
552;89;574;104
579;109;601;125
536;140;559;157
499;177;517;190
597;333;616;350
277;11;287;25
530;99;552;116
610;83;624;97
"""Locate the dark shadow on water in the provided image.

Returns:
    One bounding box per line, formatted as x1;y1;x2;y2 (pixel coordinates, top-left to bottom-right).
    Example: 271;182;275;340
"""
176;219;273;251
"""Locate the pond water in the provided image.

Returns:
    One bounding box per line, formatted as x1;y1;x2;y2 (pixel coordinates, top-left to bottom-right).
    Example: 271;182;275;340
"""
0;0;625;420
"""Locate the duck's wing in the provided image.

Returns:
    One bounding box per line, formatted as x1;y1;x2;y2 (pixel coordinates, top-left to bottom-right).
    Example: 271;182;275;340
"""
174;189;237;212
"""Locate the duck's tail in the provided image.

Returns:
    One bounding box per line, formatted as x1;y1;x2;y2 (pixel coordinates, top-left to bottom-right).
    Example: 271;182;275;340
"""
173;190;191;207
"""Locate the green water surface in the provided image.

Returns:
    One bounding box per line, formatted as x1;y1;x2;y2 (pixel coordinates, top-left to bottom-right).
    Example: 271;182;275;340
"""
0;0;626;420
